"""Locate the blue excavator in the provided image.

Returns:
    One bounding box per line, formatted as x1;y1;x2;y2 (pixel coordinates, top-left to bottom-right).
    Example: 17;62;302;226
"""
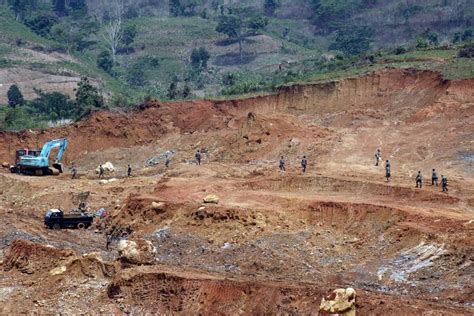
11;138;68;176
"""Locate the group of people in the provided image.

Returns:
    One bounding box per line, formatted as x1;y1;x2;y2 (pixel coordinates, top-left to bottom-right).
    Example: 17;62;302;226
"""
279;156;308;173
376;149;448;192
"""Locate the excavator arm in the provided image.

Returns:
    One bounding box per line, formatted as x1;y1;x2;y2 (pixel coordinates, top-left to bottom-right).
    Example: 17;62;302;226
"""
40;139;68;161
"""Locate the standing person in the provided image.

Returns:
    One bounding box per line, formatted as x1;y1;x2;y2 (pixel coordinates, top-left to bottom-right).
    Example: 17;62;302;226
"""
195;150;202;165
441;175;448;192
385;160;391;182
416;171;423;188
71;163;77;180
375;149;382;166
301;156;308;173
99;165;105;179
127;164;132;177
279;156;286;171
165;154;171;168
431;168;438;186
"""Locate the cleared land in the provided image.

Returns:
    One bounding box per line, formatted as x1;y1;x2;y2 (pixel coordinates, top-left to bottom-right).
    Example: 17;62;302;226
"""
0;68;473;314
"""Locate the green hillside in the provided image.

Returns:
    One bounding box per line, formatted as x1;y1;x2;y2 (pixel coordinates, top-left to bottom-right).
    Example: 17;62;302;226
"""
0;0;473;130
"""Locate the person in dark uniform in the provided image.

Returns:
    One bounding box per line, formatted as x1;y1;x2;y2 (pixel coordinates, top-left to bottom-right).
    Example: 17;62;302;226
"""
195;150;202;165
279;156;285;171
127;164;132;177
301;156;308;173
431;169;438;186
385;160;391;182
441;175;448;192
416;171;423;188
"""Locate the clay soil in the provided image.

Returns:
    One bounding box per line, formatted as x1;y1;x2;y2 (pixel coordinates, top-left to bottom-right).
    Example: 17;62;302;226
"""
0;68;473;314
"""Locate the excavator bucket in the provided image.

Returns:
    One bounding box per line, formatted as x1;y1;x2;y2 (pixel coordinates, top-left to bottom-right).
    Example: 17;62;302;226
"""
52;163;63;173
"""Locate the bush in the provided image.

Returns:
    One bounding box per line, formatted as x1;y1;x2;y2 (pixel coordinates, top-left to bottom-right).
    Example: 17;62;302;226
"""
221;72;266;95
190;47;210;69
416;36;429;49
458;44;474;58
97;50;113;73
24;12;58;37
394;46;407;55
0;107;47;131
126;64;147;87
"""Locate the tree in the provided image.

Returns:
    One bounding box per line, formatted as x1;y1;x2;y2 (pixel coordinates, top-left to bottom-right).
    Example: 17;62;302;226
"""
248;15;268;33
7;0;37;21
462;29;473;41
167;77;179;99
427;32;439;46
75;77;105;118
68;0;87;13
121;24;137;47
169;0;182;16
329;25;374;55
52;0;67;16
416;36;429;49
126;64;146;87
101;0;124;62
97;50;114;73
453;32;462;43
190;47;210;69
7;85;24;108
182;83;191;98
24;12;58;37
216;15;244;61
30;91;74;119
169;0;202;17
264;0;280;17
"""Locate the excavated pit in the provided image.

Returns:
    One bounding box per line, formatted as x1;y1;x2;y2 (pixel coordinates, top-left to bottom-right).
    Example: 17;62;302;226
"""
0;68;473;314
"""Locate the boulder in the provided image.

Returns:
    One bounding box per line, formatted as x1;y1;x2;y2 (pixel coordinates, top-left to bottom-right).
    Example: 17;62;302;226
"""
150;201;166;211
2;162;10;168
96;161;115;174
203;194;219;204
117;239;156;265
319;288;356;316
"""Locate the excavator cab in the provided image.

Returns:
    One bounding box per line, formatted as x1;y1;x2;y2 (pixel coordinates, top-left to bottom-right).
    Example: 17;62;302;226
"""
14;149;41;164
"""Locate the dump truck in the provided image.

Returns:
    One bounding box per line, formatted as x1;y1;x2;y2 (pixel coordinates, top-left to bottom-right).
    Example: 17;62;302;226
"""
44;209;93;230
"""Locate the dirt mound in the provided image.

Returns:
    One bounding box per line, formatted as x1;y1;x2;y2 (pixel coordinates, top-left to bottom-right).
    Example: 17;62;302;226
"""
50;252;116;279
107;267;323;314
3;239;74;274
108;194;173;232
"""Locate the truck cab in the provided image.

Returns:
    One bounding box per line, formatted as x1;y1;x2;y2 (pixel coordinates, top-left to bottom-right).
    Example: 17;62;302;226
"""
44;209;94;230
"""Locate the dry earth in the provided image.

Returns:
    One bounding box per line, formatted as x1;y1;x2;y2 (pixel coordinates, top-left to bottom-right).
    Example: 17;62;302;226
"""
0;68;473;314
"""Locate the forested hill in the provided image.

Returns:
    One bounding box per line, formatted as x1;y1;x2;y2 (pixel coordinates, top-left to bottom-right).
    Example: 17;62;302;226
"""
0;0;472;130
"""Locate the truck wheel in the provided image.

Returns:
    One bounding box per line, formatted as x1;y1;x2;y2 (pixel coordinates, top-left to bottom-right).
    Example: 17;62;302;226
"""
52;224;60;230
77;223;86;229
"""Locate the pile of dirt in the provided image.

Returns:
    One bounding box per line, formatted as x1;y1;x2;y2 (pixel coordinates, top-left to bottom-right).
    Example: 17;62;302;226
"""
108;194;173;232
50;252;116;279
3;239;74;274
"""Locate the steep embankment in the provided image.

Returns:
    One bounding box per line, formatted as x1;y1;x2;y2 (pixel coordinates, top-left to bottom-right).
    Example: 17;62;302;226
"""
0;68;472;169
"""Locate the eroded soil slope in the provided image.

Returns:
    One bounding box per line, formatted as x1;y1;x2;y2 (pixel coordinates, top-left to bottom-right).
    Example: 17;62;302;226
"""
0;68;473;314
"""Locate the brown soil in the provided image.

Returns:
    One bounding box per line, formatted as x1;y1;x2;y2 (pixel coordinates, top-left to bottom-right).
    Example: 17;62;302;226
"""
0;68;473;314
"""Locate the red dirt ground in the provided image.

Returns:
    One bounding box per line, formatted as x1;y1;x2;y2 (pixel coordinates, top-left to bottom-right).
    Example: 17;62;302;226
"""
0;68;473;314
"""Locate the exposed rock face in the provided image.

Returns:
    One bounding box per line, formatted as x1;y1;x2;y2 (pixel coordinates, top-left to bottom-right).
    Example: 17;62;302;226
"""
117;239;156;265
319;288;356;316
